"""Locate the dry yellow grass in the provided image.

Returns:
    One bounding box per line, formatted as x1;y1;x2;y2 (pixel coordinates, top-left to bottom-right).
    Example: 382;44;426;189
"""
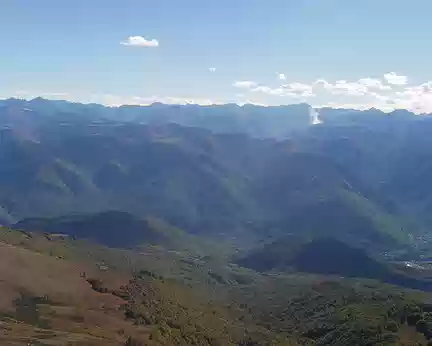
0;241;151;345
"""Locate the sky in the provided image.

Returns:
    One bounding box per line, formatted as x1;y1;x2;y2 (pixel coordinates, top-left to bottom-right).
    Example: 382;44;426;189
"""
2;0;432;112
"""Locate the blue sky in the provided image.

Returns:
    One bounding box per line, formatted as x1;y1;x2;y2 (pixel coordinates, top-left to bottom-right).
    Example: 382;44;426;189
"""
2;0;432;112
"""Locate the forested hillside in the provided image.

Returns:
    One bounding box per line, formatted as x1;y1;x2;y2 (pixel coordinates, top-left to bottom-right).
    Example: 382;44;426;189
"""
2;99;429;253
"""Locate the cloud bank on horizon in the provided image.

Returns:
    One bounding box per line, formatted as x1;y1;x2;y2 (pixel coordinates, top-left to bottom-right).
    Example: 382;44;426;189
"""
231;72;432;114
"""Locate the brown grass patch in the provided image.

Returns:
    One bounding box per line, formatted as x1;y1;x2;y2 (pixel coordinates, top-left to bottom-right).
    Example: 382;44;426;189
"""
0;242;151;344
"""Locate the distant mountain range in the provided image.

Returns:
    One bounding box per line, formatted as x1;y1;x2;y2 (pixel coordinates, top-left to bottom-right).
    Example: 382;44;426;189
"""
1;98;432;255
0;97;426;138
0;97;314;138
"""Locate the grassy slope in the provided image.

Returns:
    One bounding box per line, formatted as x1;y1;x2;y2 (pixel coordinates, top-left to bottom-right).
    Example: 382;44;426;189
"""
0;226;431;345
0;240;149;345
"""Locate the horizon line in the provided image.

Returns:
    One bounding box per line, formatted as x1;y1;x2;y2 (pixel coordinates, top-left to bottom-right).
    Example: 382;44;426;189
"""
1;96;425;115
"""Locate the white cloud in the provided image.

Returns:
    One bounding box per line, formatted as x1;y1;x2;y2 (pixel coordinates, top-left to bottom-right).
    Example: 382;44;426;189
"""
278;73;286;81
285;82;313;93
313;79;331;87
87;94;221;107
369;92;390;102
315;102;376;111
312;77;432;114
283;83;315;98
120;36;159;47
390;81;432;113
249;83;314;98
209;67;216;73
13;90;69;98
384;72;407;85
313;78;392;97
358;78;392;90
321;80;368;96
252;86;284;96
237;100;268;107
398;82;432;98
233;81;258;89
298;90;315;98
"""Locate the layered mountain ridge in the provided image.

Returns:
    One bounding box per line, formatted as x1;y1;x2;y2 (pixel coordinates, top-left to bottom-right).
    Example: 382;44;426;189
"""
1;98;431;252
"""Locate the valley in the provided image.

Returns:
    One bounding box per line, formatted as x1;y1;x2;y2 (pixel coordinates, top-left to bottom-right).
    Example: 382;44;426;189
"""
2;99;432;344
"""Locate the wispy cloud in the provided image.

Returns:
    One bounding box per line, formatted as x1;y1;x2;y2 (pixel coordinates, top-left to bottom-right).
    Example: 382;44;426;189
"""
384;72;407;85
14;90;69;98
246;83;314;98
233;79;315;98
120;36;159;47
233;81;258;89
315;76;392;96
358;78;392;90
323;80;369;96
285;82;313;93
253;86;284;96
82;94;221;107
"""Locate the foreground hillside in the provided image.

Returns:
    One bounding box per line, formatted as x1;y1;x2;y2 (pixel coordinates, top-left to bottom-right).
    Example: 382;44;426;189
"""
0;226;261;345
0;225;431;345
0;240;144;345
